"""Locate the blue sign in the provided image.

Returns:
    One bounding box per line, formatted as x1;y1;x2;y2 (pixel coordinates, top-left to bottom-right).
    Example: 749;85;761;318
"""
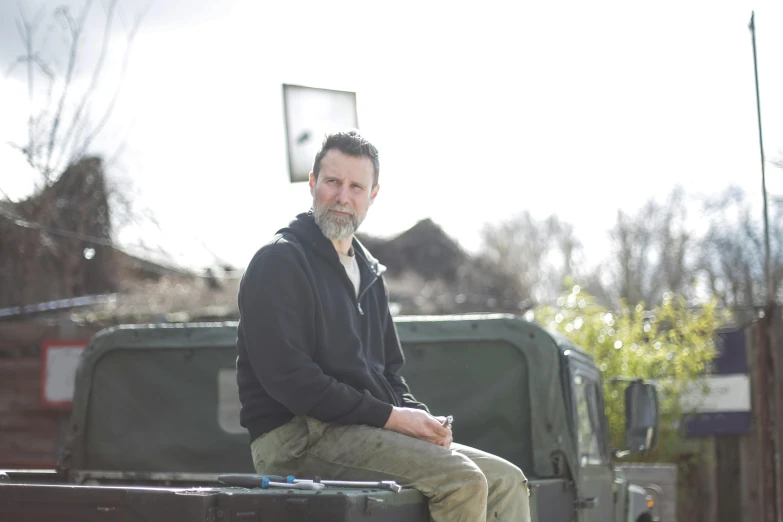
711;329;748;375
683;412;752;437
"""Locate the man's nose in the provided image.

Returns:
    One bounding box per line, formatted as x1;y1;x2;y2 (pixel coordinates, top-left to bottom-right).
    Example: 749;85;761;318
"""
335;185;350;204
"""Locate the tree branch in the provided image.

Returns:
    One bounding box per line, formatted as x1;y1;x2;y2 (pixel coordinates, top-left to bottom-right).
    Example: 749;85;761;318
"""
57;0;119;172
43;0;95;179
72;2;146;164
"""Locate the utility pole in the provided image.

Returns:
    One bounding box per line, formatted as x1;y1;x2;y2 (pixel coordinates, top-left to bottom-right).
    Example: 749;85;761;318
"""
749;11;773;304
749;12;781;522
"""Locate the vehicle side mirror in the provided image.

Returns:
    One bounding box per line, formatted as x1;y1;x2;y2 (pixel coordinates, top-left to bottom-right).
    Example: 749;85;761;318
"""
625;381;659;452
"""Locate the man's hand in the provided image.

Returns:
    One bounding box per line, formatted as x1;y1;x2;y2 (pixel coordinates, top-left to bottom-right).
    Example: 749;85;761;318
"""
384;407;453;448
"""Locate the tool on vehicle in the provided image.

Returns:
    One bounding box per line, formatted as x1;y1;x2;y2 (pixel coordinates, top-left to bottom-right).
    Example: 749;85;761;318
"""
311;479;403;493
218;474;325;490
218;474;403;493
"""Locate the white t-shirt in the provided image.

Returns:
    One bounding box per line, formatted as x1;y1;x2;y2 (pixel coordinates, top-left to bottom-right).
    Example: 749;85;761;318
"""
338;250;361;297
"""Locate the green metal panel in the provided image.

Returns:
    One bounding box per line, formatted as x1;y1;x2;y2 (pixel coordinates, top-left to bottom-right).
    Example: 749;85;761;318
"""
85;346;248;473
0;483;431;522
399;340;534;475
568;359;614;522
63;323;250;474
395;315;577;478
62;315;577;480
529;478;578;522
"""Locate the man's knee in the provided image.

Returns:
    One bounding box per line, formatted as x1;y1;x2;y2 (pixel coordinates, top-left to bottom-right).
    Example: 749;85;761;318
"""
461;468;489;498
490;462;530;497
431;457;488;500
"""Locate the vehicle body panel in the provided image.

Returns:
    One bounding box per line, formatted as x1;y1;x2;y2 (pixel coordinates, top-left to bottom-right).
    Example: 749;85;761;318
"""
3;314;655;522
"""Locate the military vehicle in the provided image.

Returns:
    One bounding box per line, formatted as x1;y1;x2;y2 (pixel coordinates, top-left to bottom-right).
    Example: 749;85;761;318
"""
0;314;659;521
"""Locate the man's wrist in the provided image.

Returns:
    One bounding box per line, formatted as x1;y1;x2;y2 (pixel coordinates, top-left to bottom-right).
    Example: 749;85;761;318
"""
384;406;401;429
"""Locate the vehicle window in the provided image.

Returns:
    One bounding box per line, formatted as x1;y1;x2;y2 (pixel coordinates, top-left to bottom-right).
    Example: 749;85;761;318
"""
585;381;610;464
574;374;604;466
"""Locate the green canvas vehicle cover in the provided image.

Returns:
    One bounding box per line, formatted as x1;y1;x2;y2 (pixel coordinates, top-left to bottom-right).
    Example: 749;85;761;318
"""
61;315;577;479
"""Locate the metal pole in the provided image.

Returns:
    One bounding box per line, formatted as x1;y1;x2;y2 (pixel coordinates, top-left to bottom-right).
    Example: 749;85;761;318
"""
749;11;773;305
749;14;779;522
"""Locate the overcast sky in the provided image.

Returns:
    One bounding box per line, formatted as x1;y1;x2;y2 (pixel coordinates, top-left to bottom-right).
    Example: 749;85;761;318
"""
1;0;782;271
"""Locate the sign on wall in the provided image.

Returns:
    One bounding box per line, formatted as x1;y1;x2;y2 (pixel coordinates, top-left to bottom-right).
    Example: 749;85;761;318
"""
41;339;89;408
282;84;359;183
681;374;751;413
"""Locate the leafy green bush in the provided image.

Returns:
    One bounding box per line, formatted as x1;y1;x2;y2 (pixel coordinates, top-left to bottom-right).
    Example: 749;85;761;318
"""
533;285;725;460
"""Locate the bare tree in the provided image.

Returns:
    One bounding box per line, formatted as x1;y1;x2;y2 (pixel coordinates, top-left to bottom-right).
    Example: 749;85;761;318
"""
610;205;653;306
698;186;783;312
0;1;148;309
6;0;147;185
598;187;695;307
385;255;534;316
651;188;692;297
478;211;585;306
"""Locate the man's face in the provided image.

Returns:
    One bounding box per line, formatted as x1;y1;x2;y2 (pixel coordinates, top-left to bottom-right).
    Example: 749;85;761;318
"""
310;149;379;241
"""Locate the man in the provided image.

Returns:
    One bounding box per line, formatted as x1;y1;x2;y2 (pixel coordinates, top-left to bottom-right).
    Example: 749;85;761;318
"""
236;130;530;521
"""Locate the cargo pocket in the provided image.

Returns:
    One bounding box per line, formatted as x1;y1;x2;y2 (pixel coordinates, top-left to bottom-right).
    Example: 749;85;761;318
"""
273;416;311;459
304;416;329;446
251;417;311;474
250;432;271;474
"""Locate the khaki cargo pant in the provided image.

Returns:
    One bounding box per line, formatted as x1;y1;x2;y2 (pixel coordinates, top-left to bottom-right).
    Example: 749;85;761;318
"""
250;416;531;522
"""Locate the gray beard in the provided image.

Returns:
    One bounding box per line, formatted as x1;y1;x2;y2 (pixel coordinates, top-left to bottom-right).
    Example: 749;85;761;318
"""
313;204;360;241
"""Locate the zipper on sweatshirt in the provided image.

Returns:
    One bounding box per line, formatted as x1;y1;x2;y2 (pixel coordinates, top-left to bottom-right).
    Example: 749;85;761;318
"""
356;253;382;313
311;240;381;316
312;241;364;312
357;274;379;303
338;264;375;316
345;271;373;316
356;269;381;316
351;250;381;316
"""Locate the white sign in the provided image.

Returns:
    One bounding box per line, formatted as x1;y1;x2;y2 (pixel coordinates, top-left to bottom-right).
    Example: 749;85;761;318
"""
217;369;244;434
682;374;751;413
42;343;86;405
283;84;359;183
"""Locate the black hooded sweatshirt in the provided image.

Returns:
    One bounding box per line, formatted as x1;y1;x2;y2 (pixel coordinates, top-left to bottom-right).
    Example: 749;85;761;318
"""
236;212;429;442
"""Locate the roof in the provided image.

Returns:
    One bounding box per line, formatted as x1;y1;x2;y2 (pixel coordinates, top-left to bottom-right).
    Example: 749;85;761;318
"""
357;218;467;282
548;329;595;361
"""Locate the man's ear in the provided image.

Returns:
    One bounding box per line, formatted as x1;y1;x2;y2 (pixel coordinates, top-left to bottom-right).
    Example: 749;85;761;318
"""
309;172;316;196
370;183;380;205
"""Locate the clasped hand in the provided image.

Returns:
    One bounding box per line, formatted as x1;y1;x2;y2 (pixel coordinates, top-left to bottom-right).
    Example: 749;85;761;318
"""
384;407;453;448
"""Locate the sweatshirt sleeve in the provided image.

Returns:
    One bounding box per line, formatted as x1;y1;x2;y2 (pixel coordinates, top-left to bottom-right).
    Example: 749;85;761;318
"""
380;280;430;413
239;247;393;427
